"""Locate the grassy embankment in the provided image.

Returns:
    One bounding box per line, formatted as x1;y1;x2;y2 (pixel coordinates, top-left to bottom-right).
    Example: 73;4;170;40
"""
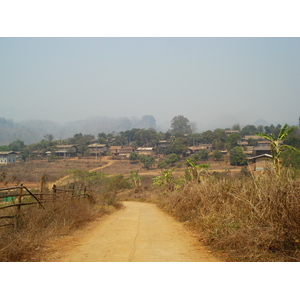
124;165;300;262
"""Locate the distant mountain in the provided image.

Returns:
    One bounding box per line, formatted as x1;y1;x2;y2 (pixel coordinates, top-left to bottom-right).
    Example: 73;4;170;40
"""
253;119;270;127
0;115;157;146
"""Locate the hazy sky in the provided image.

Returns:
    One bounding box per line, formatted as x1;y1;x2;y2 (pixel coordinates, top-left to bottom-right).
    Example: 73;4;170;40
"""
1;37;299;131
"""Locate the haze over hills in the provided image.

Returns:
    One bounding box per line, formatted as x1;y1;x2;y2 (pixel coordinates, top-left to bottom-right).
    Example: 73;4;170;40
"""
1;114;297;146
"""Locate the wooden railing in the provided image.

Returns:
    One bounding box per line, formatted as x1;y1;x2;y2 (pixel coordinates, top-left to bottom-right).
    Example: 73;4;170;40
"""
0;182;89;229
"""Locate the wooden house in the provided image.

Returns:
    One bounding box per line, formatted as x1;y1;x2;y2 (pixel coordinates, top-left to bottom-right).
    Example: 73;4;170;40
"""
55;145;78;157
136;147;155;156
118;147;134;158
248;154;273;171
188;144;212;154
87;144;108;155
109;146;123;155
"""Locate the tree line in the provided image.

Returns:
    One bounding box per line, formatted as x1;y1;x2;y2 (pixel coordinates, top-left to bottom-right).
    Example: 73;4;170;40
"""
1;115;300;169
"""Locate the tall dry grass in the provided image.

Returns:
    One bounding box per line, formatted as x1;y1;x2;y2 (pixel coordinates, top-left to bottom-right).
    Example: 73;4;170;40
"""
0;193;120;261
157;168;300;261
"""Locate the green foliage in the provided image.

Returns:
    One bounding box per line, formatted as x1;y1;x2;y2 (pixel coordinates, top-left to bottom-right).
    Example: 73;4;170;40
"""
153;168;177;191
240;125;257;136
157;160;169;169
134;128;159;147
139;155;155;169
229;147;248;166
211;150;224;161
256;124;300;175
129;152;139;162
225;133;241;150
129;170;141;192
0;145;9;151
166;153;180;166
8;139;26;151
185;159;210;182
166;137;189;156
282;149;300;169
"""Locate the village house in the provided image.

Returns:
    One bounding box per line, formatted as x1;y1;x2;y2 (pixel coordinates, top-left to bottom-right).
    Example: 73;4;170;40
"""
0;151;17;164
243;135;262;141
136;147;155;156
118;147;134;158
55;145;78;157
188;144;213;155
109;146;123;155
243;146;255;157
157;140;170;149
87;144;109;156
248;154;273;171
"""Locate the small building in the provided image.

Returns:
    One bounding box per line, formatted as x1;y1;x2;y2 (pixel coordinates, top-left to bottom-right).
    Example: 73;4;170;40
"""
257;141;271;147
157;140;170;148
118;147;134;158
87;144;108;155
238;141;248;146
253;146;271;156
188;144;212;154
136;147;155;156
55;145;78;157
0;151;17;164
249;154;273;171
243;135;262;141
109;146;123;155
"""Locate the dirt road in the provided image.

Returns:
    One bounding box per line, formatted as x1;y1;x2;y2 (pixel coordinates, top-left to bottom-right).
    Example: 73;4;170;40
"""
47;201;220;262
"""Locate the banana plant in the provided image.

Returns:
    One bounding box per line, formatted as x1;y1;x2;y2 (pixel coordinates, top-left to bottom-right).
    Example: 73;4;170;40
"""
185;159;209;182
256;124;300;175
129;170;141;192
153;168;176;191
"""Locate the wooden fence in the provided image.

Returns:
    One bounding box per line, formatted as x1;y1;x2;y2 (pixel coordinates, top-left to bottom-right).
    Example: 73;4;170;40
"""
0;179;89;229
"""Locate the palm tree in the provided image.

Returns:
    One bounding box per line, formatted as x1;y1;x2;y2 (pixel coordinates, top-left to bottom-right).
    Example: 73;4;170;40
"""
256;124;300;175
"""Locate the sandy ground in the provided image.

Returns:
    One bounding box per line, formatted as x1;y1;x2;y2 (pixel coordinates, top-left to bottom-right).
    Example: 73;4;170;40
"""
45;201;220;262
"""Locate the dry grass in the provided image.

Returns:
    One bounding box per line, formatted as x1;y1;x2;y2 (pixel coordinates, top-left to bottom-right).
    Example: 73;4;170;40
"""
0;194;119;261
156;168;300;261
0;158;105;186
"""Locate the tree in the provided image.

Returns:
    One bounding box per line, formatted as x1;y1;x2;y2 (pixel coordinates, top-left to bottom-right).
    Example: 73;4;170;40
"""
197;149;209;160
256;124;300;175
225;133;241;150
129;152;139;163
211;150;223;161
170;115;192;135
240;125;257;136
8;139;26;151
229;147;248;166
166;137;189;156
166;153;180;166
139;156;155;169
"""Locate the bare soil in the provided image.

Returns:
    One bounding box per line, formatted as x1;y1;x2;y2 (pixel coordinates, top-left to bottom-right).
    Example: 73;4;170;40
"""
44;201;221;262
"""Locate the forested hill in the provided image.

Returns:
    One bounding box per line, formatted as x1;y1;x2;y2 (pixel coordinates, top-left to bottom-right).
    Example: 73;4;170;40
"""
0;115;157;145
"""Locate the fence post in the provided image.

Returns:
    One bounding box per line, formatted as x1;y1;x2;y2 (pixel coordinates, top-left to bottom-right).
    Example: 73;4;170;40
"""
52;184;56;202
15;184;24;229
39;175;44;207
